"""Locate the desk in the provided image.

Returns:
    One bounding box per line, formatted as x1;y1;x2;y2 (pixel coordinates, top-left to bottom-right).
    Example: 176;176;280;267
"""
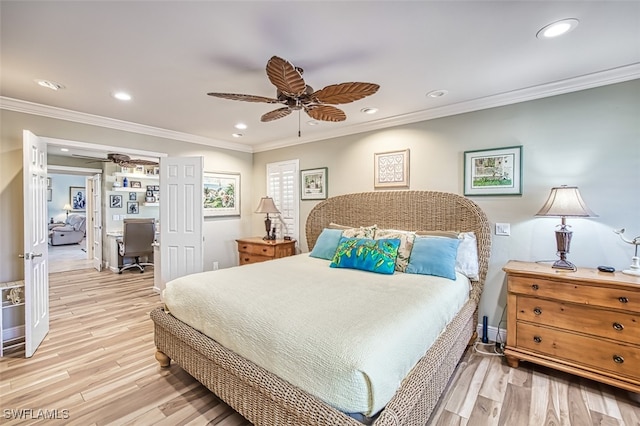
106;232;158;272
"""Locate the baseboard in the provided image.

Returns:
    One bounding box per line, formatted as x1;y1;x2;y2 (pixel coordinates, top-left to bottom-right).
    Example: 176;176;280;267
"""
476;324;506;343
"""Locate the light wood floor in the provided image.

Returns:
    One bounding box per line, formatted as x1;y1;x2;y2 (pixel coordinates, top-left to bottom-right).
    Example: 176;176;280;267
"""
1;269;638;425
48;239;94;273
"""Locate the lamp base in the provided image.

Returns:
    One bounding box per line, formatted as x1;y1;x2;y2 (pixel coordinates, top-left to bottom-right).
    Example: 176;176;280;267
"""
622;256;640;276
552;258;576;270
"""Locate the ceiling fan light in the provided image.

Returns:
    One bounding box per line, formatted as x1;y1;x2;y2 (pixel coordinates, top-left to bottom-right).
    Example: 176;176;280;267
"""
537;18;579;39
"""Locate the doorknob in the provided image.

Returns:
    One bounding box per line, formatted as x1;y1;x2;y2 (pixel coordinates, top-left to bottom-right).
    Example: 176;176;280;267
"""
31;253;43;258
18;253;43;260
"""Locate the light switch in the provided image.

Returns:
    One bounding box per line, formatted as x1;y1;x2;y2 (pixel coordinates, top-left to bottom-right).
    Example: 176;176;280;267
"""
495;223;511;236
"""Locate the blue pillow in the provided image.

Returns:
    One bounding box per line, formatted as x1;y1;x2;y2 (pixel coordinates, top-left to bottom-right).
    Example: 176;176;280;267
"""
309;228;344;260
330;237;400;275
406;237;460;280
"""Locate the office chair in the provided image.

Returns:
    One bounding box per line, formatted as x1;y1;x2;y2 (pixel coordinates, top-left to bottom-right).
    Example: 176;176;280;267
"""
117;218;155;274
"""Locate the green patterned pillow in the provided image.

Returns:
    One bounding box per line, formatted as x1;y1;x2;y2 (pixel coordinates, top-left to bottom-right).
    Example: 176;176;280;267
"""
374;229;416;272
330;237;400;275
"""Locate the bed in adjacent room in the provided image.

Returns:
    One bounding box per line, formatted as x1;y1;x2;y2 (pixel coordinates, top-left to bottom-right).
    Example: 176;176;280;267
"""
151;190;491;425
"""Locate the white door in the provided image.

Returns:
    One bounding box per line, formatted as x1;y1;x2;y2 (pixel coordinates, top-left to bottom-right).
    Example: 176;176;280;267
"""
159;157;203;293
92;173;102;271
22;130;49;358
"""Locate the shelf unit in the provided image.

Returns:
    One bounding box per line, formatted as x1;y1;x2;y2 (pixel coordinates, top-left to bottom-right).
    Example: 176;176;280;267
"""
1;280;25;357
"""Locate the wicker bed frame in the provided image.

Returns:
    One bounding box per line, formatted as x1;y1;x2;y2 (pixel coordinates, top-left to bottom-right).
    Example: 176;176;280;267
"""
151;191;491;425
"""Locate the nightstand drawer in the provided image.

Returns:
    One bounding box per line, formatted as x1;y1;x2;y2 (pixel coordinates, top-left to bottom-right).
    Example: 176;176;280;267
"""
237;242;276;257
517;296;640;345
516;322;640;381
239;254;271;265
509;276;640;312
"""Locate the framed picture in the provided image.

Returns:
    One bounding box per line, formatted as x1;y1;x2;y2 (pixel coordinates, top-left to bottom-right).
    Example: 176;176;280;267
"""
374;149;410;189
129;192;137;201
127;201;139;214
47;188;52;202
145;196;156;203
134;165;145;174
110;194;123;208
463;146;522;196
203;171;240;217
70;186;86;211
153;166;160;175
130;180;142;188
301;167;328;200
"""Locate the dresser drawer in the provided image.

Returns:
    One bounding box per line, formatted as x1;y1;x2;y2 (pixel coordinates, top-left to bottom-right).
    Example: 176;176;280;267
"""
516;322;640;381
516;296;640;345
237;242;275;257
238;253;271;265
509;276;640;312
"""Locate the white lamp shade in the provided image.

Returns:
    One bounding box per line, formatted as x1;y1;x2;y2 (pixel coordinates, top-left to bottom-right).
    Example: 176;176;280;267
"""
255;196;280;214
535;185;597;217
63;203;72;211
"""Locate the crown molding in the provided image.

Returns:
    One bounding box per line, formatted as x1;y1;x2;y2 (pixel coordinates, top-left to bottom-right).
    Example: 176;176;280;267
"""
2;63;639;155
0;97;254;154
252;63;640;152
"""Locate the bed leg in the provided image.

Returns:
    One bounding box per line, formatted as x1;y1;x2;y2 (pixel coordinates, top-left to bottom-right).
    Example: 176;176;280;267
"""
155;350;171;368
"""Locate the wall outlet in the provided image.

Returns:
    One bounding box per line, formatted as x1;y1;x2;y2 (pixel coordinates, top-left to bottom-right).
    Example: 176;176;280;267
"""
212;261;219;271
495;223;511;236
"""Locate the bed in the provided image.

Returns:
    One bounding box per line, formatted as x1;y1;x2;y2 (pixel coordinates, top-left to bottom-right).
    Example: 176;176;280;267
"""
151;190;491;425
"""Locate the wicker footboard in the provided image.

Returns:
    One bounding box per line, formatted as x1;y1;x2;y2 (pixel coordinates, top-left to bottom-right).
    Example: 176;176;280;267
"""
151;299;475;426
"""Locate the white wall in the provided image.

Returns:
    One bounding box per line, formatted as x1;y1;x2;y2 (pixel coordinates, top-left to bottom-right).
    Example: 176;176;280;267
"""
253;80;640;328
47;173;87;222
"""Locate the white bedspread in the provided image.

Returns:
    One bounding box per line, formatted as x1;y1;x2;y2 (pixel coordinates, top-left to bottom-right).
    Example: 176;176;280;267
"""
163;254;470;416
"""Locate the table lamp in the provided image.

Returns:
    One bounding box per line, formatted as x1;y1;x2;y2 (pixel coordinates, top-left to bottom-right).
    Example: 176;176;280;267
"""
63;203;72;220
535;185;597;270
255;196;280;240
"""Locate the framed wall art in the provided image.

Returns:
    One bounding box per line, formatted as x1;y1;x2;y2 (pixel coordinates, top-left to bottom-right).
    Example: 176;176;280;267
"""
463;146;522;196
203;171;240;217
374;149;410;189
110;194;123;209
301;167;328;200
127;201;139;214
70;186;86;211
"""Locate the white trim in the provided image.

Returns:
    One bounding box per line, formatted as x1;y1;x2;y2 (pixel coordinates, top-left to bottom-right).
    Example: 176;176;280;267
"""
476;324;507;344
47;165;103;175
0;97;253;154
43;137;168;160
2;63;638;154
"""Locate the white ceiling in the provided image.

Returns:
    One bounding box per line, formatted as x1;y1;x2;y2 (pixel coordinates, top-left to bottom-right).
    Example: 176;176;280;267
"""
1;1;639;154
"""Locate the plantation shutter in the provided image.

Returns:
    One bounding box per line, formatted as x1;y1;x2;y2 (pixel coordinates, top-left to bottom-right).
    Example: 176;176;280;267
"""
266;159;299;243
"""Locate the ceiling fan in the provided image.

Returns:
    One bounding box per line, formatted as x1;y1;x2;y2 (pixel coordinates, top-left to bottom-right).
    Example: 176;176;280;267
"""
207;56;380;129
72;153;158;168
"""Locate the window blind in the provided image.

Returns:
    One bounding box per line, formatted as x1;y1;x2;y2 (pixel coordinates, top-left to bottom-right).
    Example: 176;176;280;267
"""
266;159;299;242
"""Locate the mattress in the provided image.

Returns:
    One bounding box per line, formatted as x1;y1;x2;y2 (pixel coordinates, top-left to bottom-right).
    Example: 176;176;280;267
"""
163;253;470;416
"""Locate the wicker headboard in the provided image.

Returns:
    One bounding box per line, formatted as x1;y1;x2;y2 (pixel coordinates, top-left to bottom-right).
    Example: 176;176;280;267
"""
305;191;491;304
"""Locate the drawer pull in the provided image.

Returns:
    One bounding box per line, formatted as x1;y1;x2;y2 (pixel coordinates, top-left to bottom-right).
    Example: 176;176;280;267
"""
533;336;542;344
612;322;624;331
242;245;248;250
618;297;629;304
243;258;250;262
613;355;624;364
262;248;268;252
531;284;539;291
533;307;542;315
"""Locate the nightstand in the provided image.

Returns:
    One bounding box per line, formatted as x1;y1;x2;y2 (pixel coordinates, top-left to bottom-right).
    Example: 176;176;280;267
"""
503;260;640;393
236;237;296;265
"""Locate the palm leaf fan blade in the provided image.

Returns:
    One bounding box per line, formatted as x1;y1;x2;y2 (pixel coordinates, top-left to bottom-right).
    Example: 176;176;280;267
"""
261;107;292;122
266;56;306;97
305;105;346;122
312;82;380;105
207;93;279;104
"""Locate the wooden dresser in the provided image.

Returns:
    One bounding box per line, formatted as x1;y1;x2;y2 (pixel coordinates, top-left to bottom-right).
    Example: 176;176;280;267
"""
503;260;640;393
236;237;296;265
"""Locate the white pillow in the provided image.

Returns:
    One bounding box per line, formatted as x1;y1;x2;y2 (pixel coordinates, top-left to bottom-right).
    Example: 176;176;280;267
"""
456;232;479;281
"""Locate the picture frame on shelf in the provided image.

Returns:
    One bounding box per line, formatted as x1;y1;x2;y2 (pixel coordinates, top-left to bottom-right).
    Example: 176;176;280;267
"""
134;165;145;174
463;146;522;196
203;171;240;217
130;180;142;188
374;149;410;189
129;192;137;201
145;196;156;203
110;194;123;209
301;167;328;200
127;201;139;214
70;186;86;211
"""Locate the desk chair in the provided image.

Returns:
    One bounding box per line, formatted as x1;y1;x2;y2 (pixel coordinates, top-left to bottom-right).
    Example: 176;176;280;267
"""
117;218;155;274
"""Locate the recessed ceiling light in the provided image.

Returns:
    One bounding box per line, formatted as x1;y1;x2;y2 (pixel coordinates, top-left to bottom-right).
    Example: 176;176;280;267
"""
426;90;448;98
234;123;248;130
112;91;132;101
232;133;243;138
60;148;69;152
34;79;64;91
536;18;579;39
361;107;378;115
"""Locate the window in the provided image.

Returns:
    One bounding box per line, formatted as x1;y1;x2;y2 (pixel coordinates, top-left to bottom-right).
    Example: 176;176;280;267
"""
266;159;299;242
